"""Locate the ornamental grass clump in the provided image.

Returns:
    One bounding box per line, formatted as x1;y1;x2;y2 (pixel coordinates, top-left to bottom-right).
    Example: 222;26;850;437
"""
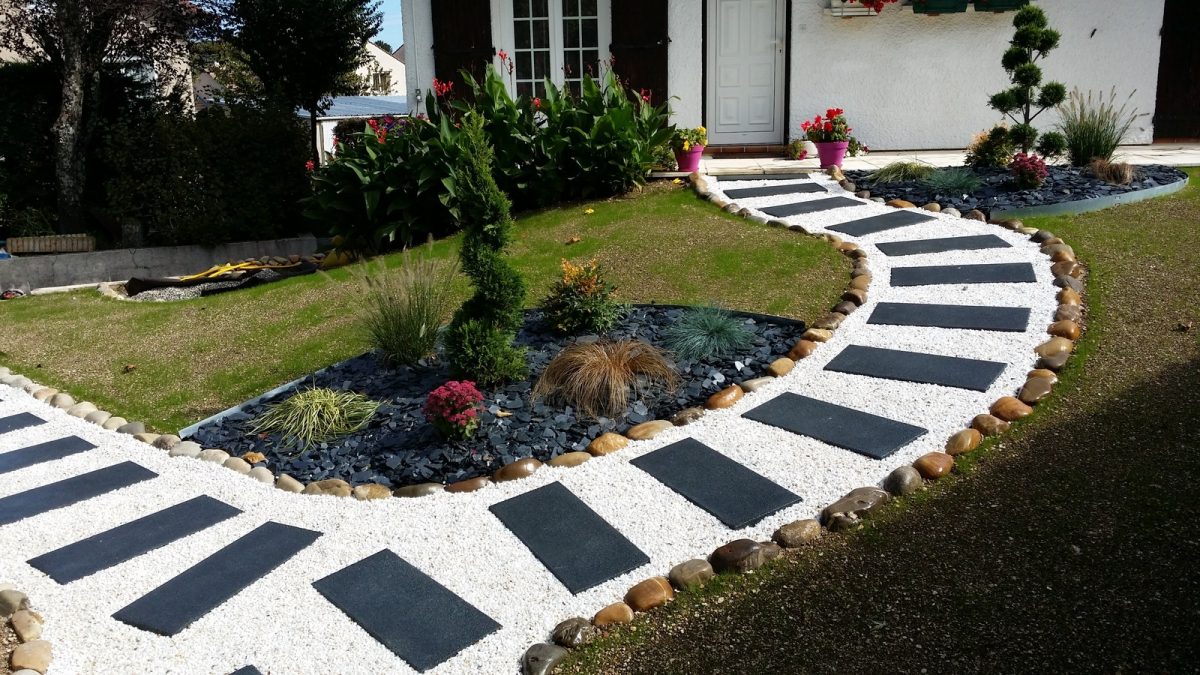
360;250;461;366
540;258;623;335
924;167;983;194
1088;158;1137;186
1056;87;1142;166
534;340;679;419
867;161;936;184
423;380;484;440
662;305;755;362
251;388;380;450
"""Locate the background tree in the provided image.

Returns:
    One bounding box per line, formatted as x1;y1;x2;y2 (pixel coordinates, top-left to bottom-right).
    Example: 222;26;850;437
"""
228;0;382;163
372;38;392;53
987;5;1067;156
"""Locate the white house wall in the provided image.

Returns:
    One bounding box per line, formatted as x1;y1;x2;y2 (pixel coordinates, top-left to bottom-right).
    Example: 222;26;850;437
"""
668;1;704;128
401;0;435;111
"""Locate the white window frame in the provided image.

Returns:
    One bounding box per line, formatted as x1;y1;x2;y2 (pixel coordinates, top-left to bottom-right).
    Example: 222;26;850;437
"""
490;0;613;97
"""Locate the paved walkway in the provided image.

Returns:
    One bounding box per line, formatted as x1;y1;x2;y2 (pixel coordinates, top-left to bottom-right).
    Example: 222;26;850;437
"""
702;143;1200;174
0;174;1061;674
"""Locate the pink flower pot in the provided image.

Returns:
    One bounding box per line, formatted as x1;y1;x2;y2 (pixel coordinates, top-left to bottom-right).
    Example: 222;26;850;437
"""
674;144;705;173
815;140;850;168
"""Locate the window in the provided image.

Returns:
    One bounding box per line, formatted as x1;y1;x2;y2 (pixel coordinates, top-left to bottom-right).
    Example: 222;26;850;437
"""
497;0;611;98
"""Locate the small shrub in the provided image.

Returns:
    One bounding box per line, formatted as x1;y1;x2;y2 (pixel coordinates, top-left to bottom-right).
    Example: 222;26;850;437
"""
360;250;461;366
867;161;936;184
662;305;755;362
785;139;808;160
251;388;380;450
965;125;1017;169
423;380;484;440
1035;130;1067;161
924;167;982;194
1056;87;1142;166
1009;152;1048;189
1088;159;1137;186
986;5;1067;153
540;258;623;335
534;340;679;418
443;318;528;387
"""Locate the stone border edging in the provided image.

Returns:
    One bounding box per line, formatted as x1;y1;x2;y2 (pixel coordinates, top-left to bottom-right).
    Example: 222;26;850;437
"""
0;583;51;673
990;174;1189;221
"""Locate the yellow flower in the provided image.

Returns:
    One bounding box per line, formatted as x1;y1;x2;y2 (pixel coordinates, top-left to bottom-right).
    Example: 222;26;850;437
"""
672;178;683;184
584;208;595;214
682;140;690;151
697;126;706;132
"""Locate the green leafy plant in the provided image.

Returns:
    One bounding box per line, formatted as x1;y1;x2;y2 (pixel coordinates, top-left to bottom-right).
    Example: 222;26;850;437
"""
540;258;623;335
662;305;755;362
785;139;808;160
359;249;461;366
987;5;1067;153
533;340;679;418
251;387;380;450
924;167;983;194
1056;87;1142;166
867;161;936;184
965;124;1017;169
673;125;707;151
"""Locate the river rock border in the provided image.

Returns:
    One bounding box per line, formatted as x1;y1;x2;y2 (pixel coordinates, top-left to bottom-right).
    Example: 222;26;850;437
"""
0;583;51;674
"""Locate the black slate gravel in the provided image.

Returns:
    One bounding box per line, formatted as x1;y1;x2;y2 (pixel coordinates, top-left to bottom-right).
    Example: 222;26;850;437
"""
189;306;805;488
846;164;1187;218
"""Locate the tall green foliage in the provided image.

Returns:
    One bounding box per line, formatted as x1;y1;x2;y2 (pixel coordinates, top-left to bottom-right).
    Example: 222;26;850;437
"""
987;5;1067;156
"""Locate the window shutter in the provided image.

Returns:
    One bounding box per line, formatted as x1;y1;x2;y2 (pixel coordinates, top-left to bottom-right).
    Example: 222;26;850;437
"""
609;0;669;104
431;0;494;94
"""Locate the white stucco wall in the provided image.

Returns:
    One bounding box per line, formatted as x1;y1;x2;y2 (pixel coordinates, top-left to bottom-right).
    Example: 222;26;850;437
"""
359;42;407;95
668;1;704;128
401;0;435;112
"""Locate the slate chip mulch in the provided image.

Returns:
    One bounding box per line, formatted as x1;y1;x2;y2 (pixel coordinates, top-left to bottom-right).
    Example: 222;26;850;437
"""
189;306;805;488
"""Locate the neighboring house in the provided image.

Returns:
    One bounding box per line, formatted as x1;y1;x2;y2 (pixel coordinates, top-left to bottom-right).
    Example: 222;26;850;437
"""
392;43;406;64
401;0;1195;150
359;41;407;95
311;95;410;160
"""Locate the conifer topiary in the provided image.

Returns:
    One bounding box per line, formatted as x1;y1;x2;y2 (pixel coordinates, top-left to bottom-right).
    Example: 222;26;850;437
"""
987;5;1067;157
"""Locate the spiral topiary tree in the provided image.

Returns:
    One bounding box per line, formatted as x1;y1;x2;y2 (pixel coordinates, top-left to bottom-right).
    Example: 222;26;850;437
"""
442;111;529;387
988;5;1067;157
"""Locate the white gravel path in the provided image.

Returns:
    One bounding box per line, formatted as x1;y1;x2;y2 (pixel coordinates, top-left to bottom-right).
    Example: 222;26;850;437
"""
0;174;1058;674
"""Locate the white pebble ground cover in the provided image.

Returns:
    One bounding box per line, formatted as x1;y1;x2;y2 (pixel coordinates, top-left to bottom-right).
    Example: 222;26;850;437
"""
0;175;1057;674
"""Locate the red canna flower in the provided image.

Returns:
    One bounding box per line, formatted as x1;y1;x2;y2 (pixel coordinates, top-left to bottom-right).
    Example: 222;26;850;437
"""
304;160;315;172
533;97;542;109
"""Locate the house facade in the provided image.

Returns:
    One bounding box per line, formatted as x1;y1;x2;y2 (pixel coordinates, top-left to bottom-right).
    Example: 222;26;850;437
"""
401;0;1181;150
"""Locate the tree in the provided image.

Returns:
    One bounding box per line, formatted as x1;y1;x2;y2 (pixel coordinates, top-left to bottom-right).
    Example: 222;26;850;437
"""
987;5;1067;156
372;38;392;53
0;0;208;233
228;0;382;163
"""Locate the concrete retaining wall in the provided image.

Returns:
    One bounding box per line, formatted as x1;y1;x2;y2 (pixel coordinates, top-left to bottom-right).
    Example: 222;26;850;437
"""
0;235;318;291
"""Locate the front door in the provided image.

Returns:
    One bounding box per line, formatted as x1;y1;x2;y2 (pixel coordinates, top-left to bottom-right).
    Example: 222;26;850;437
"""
705;0;786;146
1154;0;1200;140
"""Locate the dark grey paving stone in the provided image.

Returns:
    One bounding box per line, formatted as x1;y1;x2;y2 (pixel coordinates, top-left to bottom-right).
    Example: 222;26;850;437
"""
0;412;43;435
890;262;1037;286
630;438;801;529
717;172;810;182
229;667;263;675
876;234;1012;257
760;196;863;218
112;521;320;636
824;345;1007;392
723;182;827;199
29;495;242;584
825;210;936;236
868;302;1031;332
0;436;96;475
743;393;927;460
313;549;501;673
490;481;649;594
0;461;157;527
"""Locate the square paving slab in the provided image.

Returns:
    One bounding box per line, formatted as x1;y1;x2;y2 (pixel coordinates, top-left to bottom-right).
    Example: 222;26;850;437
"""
890;262;1037;286
743;393;927;460
0;412;44;435
868;302;1031;332
825;210;937;237
313;549;502;673
489;481;650;594
630;438;801;529
0;461;157;527
112;521;321;636
876;234;1012;257
0;436;96;475
760;196;863;218
228;668;263;675
824;345;1008;392
722;183;827;199
29;495;242;584
717;172;810;182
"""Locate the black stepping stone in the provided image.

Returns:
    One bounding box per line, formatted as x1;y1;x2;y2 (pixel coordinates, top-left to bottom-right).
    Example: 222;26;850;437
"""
743;393;926;460
723;183;827;199
0;436;96;475
0;412;43;435
112;521;320;636
29;495;242;584
890;262;1037;286
868;302;1031;332
876;234;1013;256
229;668;263;675
490;481;649;594
760;196;863;218
826;210;936;236
313;549;501;673
824;345;1007;392
0;461;157;527
717;172;810;181
630;438;801;529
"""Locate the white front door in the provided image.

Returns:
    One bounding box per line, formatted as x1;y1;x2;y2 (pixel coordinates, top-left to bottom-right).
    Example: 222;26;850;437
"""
705;0;786;145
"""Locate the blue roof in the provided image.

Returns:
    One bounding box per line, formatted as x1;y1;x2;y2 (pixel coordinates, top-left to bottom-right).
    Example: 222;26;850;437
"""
318;96;410;119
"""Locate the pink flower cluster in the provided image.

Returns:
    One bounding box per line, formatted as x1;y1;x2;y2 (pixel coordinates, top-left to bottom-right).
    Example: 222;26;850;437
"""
1009;152;1048;189
423;380;483;437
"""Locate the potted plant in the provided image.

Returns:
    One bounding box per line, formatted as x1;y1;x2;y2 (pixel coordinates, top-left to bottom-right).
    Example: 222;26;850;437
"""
800;107;862;168
672;125;707;173
912;0;969;14
829;0;898;17
975;0;1029;11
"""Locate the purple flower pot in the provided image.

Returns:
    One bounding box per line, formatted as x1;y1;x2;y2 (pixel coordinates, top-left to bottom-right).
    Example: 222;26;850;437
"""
674;145;706;173
815;140;850;168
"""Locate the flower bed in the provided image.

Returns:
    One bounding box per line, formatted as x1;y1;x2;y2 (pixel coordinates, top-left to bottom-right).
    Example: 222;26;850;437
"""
189;306;805;488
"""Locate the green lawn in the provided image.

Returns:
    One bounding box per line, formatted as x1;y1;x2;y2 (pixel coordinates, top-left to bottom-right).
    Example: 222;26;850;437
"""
0;181;847;432
560;168;1200;673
